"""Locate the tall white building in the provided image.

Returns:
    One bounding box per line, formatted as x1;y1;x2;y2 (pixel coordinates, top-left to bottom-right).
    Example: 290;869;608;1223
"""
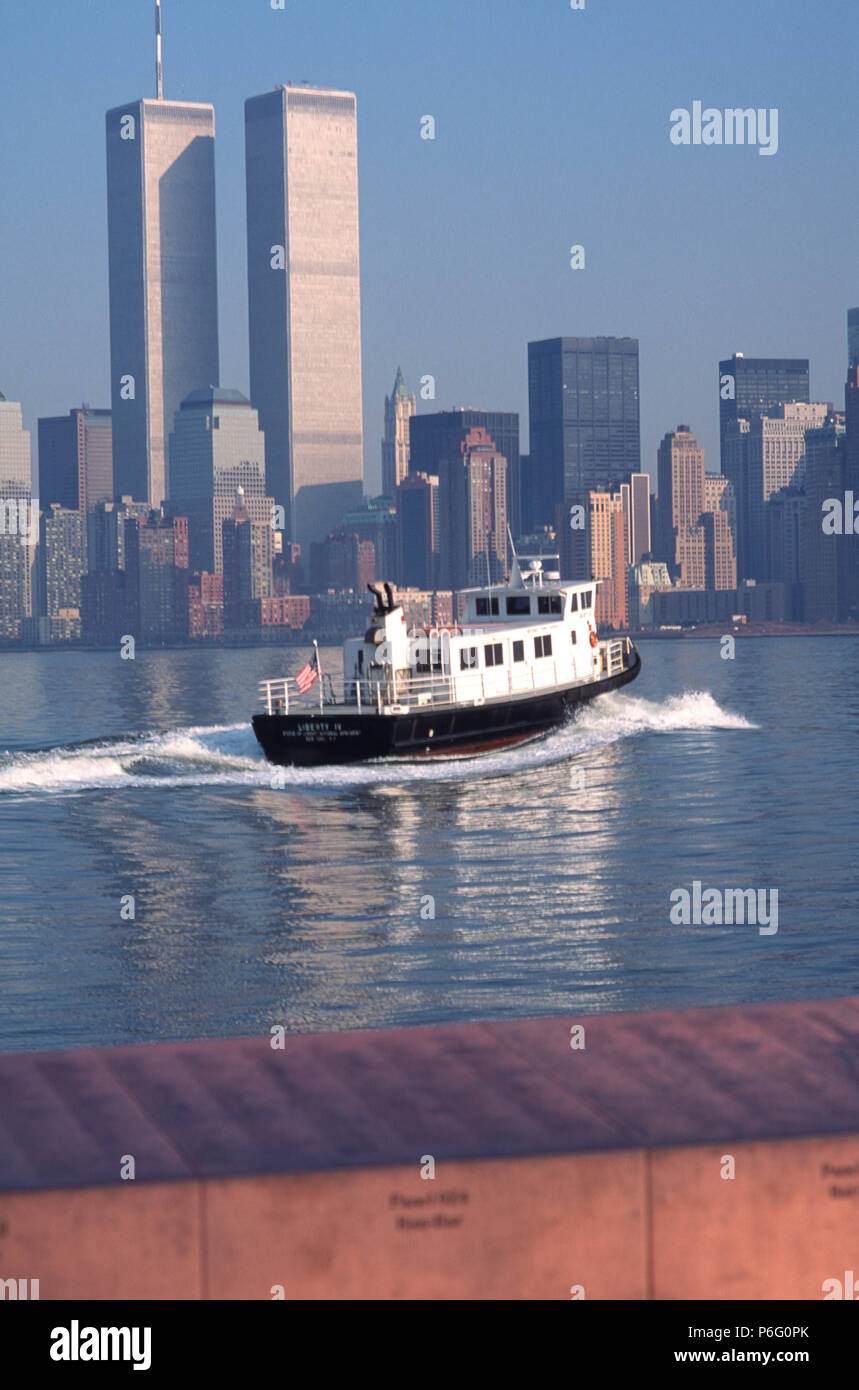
106;98;219;509
245;86;363;557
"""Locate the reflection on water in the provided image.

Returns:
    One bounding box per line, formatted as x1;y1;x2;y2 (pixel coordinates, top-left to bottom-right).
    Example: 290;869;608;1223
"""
0;639;857;1052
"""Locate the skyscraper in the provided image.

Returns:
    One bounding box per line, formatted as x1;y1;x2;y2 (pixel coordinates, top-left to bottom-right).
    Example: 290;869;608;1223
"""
842;350;859;622
565;489;629;629
656;425;705;581
124;512;190;644
718;353;810;473
435;427;507;591
38;407;113;517
619;472;652;566
409;409;521;536
847;308;859;371
526;337;640;529
245;86;363;555
106;98;219;508
222;489;274;629
87;497;152;573
656;427;736;591
168;387;271;573
382;368;416;497
726;402;828;580
802;415;846;623
396;472;438;590
40;505;85;632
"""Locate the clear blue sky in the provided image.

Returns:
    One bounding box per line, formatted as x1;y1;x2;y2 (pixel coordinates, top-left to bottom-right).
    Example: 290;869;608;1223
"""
1;0;856;494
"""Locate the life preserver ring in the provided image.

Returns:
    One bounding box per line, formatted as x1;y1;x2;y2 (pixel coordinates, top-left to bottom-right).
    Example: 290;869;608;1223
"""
588;626;598;649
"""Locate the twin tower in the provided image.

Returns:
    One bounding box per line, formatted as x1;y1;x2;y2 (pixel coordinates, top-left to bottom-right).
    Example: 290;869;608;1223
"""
105;87;363;556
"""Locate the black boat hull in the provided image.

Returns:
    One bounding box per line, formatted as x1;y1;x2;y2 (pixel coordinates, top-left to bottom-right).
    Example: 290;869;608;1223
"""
252;649;641;766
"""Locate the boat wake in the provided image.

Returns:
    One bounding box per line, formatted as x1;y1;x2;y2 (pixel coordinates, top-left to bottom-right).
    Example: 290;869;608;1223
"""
0;690;754;799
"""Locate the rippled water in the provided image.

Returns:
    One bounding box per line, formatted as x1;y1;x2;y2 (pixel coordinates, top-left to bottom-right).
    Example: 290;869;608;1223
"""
1;638;857;1052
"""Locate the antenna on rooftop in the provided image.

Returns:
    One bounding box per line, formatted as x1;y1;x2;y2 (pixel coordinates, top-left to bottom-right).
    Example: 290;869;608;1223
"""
155;0;164;99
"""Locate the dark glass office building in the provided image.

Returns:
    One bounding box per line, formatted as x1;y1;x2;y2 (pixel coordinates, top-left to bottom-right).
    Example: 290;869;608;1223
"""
409;409;521;537
718;354;809;470
38;407;113;514
526;337;640;530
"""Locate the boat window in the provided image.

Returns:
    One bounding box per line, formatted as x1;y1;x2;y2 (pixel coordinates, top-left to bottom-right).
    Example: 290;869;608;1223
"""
570;630;577;645
484;642;504;667
460;647;478;670
581;590;593;609
534;634;553;659
512;639;524;662
475;596;500;616
569;593;579;612
506;595;530;615
538;594;563;615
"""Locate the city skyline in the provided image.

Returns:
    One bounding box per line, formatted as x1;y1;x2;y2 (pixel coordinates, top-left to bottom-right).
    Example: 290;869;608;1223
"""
1;0;856;496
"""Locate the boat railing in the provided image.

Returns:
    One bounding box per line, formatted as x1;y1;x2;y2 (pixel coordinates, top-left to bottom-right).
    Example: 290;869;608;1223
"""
602;637;632;676
259;672;458;715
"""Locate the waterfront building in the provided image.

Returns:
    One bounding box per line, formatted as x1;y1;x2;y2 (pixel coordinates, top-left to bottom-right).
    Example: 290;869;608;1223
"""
628;560;672;629
187;572;224;638
309;531;376;593
80;571;129;645
767;488;804;620
124;512;190;643
40;505;85;633
87;497;152;572
0;394;34;639
802;414;846;624
656;427;737;590
726;403;828;580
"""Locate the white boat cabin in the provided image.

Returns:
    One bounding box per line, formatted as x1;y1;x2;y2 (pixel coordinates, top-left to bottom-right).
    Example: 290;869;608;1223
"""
343;559;607;706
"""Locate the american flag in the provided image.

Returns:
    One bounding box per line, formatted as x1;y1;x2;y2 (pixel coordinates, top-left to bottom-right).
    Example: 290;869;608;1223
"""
295;651;319;693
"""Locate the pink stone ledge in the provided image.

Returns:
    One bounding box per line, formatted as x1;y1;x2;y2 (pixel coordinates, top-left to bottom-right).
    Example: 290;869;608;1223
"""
1;996;858;1194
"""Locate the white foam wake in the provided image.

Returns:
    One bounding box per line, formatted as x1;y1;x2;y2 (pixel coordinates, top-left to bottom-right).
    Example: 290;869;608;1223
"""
0;691;753;797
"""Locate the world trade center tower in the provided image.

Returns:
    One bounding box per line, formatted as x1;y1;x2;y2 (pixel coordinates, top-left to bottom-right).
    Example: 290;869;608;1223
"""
106;98;220;508
245;86;363;555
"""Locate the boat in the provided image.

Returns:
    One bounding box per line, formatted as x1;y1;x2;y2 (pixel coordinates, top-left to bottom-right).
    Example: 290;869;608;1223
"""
252;557;641;766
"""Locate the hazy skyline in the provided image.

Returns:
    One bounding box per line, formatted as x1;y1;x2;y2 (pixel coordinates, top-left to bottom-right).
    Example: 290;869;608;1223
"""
1;0;856;499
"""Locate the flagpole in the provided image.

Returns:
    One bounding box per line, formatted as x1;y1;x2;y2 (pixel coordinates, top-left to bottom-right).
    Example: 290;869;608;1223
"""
313;639;323;709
